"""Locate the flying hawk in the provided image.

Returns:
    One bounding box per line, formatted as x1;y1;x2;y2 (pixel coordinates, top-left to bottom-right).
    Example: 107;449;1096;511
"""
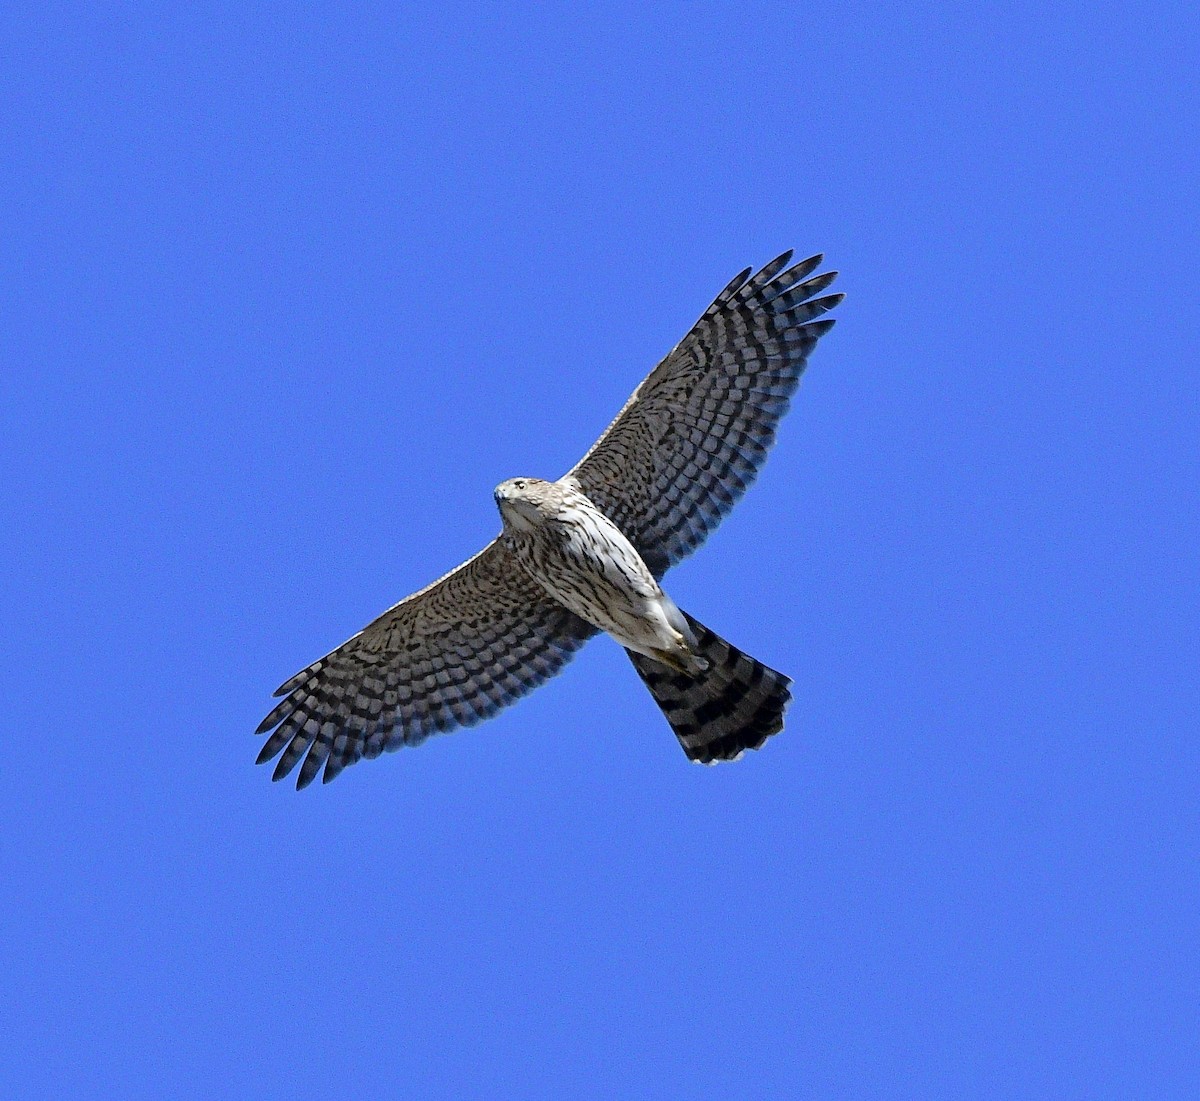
257;251;841;787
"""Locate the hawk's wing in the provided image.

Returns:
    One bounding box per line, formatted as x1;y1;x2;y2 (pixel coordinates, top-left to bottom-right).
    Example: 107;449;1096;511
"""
255;539;597;788
563;252;841;577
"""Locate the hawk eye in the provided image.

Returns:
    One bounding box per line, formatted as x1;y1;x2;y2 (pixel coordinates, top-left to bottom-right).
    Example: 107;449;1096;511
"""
515;480;526;489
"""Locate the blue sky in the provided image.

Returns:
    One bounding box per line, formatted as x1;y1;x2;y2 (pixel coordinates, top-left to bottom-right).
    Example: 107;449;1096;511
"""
2;3;1197;1097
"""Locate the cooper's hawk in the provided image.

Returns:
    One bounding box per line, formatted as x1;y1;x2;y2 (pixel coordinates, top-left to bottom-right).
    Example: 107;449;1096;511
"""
257;251;841;787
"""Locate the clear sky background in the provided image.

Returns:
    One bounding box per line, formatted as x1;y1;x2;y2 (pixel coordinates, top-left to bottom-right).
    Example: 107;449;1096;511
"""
2;4;1197;1098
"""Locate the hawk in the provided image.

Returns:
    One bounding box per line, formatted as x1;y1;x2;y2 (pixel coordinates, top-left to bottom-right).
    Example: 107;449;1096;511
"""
257;251;842;787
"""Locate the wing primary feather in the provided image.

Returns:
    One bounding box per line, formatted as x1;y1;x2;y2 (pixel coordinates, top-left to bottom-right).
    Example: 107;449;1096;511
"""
768;271;840;311
743;250;794;291
274;661;324;697
272;730;312;782
708;266;754;312
777;293;845;325
759;254;824;300
296;736;330;790
256;727;293;765
799;318;837;339
256;694;301;735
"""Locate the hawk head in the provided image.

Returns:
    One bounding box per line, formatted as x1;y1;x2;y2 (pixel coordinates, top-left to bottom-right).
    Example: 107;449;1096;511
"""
495;476;568;533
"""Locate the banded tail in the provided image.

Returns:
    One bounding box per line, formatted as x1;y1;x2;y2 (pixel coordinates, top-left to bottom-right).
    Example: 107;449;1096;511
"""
626;613;792;763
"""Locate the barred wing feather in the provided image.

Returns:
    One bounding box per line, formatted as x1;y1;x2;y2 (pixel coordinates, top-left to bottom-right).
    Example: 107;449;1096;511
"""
256;539;596;788
564;252;841;577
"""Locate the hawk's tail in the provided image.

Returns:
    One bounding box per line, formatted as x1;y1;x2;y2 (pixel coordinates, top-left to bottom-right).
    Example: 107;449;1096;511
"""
626;613;792;763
